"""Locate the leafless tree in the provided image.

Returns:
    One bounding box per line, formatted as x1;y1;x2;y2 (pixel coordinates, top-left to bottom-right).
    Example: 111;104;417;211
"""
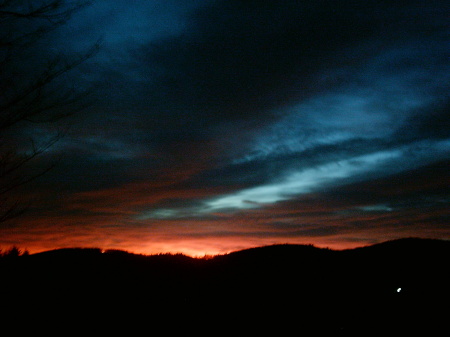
0;0;99;222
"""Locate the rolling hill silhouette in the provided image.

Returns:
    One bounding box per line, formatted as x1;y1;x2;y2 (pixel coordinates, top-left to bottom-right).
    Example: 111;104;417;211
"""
1;238;448;335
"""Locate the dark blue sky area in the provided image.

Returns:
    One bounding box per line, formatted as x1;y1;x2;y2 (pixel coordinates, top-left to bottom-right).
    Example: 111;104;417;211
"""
1;0;448;255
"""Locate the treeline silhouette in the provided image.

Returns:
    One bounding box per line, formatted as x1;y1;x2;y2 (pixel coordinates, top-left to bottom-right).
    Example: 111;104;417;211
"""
1;238;448;335
0;246;29;258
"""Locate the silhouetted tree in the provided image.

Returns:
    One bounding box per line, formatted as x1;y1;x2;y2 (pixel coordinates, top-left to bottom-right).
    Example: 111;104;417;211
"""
1;245;28;257
0;0;99;222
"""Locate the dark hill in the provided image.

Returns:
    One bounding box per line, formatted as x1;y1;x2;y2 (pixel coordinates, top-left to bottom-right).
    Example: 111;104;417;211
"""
1;238;448;335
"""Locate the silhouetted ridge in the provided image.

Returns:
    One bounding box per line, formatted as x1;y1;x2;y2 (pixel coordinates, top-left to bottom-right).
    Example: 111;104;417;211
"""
349;237;449;252
220;243;329;259
1;238;448;335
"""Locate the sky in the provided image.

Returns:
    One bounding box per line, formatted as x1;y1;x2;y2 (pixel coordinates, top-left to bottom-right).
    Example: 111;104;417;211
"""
1;0;449;256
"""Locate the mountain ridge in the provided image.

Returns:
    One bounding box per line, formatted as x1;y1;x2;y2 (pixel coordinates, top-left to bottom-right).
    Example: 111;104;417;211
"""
1;237;448;334
19;236;448;259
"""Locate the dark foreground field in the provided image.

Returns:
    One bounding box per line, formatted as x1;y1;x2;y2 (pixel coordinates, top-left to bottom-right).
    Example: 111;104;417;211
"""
1;238;448;335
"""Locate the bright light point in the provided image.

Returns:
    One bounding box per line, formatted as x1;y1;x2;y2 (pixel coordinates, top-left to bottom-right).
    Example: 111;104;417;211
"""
397;287;402;293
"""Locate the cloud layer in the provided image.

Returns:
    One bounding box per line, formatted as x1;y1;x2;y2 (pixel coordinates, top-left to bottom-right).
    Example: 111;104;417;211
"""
0;0;448;255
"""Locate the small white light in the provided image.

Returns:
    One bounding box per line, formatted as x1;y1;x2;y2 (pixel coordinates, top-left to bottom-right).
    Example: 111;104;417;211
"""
397;287;401;293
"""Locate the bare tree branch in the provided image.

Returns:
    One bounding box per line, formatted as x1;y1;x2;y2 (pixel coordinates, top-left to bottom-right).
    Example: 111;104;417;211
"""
0;0;99;222
0;40;100;129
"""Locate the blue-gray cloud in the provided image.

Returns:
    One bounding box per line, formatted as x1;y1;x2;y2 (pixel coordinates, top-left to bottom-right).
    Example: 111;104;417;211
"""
6;1;449;244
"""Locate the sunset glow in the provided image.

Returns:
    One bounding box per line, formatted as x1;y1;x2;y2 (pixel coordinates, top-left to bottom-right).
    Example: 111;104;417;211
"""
0;1;448;256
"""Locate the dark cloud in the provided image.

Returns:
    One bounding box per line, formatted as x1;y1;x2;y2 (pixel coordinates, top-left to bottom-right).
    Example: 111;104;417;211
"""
134;0;444;120
1;0;448;254
332;160;449;202
395;100;450;142
97;0;449;186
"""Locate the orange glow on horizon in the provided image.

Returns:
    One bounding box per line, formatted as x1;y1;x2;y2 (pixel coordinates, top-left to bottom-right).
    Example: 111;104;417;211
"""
9;235;388;258
2;176;448;258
